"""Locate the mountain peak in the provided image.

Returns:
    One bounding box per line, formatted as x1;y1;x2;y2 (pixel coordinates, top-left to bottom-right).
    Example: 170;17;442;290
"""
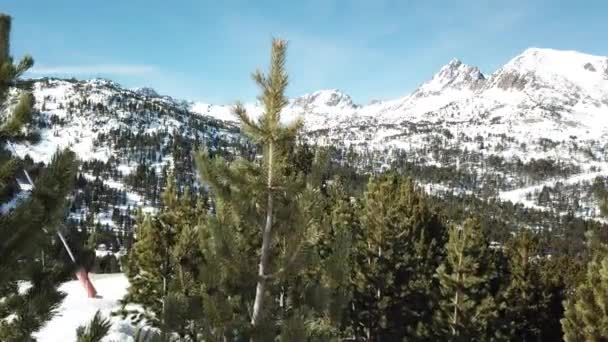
504;47;608;74
292;89;356;108
490;47;608;91
447;58;462;67
132;87;159;98
87;78;120;87
415;58;485;95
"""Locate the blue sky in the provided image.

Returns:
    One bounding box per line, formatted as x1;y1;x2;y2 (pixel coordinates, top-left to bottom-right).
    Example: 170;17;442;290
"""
3;0;607;104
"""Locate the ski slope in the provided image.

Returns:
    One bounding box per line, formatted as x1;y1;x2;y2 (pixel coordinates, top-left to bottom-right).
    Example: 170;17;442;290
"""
34;273;135;342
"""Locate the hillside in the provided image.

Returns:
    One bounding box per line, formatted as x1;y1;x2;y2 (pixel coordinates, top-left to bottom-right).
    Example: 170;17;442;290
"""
6;48;608;239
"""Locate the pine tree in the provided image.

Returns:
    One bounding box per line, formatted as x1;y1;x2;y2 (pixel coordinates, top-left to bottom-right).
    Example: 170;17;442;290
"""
434;218;497;341
347;173;447;340
170;188;205;297
0;15;33;142
195;38;351;340
122;214;169;323
496;229;549;341
561;231;608;341
323;177;358;339
537;252;585;341
0;13;77;341
121;173;205;340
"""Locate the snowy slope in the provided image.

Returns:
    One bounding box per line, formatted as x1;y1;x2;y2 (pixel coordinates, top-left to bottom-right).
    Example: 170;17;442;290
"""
34;273;135;342
9;78;236;164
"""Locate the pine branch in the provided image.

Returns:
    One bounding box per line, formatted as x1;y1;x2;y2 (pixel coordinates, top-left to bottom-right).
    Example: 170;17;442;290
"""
76;310;112;342
234;102;264;142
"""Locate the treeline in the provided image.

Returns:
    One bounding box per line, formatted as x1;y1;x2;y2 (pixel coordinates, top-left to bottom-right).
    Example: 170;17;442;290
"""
118;165;607;340
309;125;592;192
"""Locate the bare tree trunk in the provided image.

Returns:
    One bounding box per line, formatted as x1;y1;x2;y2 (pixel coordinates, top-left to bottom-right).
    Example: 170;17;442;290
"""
452;280;461;336
251;142;274;327
0;14;10;62
452;230;467;336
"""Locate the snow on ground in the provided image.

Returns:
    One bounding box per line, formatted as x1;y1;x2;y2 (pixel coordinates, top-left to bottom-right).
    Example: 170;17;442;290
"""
499;168;608;211
34;273;136;342
191;102;236;122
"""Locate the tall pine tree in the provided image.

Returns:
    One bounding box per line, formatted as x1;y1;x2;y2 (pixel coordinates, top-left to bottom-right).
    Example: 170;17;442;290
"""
434;218;497;341
121;172;205;340
496;229;550;341
195;38;351;340
561;231;608;341
347;174;446;340
0;12;77;341
122;214;170;323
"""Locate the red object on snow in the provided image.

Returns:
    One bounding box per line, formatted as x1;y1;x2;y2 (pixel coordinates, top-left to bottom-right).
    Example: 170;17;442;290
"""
75;268;98;298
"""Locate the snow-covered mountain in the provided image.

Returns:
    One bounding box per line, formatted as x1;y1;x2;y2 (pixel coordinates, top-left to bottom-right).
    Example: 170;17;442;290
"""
190;88;358;127
190;48;608;136
11;78;238;163
194;48;608;219
9;47;608;221
295;47;608;158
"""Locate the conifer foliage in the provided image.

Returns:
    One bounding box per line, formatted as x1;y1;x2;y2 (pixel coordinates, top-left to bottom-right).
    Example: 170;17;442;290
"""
434;218;497;341
496;229;550;340
561;232;608;341
0;14;33;142
122;173;205;339
0;12;77;341
76;310;112;342
347;174;447;340
195;38;351;340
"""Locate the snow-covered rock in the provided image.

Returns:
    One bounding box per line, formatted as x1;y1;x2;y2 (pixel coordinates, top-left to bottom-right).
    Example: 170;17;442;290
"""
415;58;486;94
131;87;159;98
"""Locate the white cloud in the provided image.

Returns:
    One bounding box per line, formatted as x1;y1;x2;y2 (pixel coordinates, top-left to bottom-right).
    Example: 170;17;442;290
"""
28;64;159;76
